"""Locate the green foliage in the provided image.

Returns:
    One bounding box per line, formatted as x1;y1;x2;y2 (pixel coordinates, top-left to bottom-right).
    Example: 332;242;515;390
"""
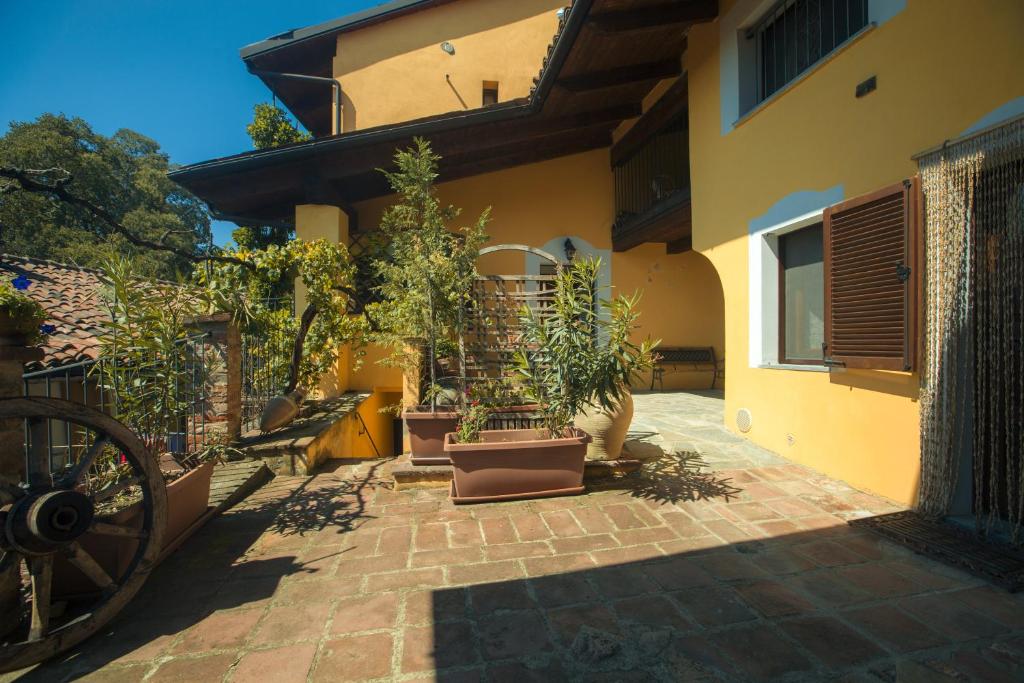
514;257;658;437
198;239;367;392
455;402;492;444
246;103;311;150
231;224;297;300
0;280;48;344
368;138;490;407
0;114;212;278
96;256;211;448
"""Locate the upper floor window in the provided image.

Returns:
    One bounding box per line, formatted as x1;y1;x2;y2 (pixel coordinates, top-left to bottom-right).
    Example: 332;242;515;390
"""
482;81;499;107
746;0;868;108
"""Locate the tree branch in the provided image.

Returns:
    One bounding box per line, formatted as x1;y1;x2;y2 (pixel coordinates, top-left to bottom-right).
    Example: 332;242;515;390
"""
285;303;319;394
0;166;256;271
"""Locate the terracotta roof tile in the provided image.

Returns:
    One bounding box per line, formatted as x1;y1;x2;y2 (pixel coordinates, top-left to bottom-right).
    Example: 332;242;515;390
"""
0;254;109;370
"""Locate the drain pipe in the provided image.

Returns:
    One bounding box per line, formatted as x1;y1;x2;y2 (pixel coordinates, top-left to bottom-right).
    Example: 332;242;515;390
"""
249;69;342;135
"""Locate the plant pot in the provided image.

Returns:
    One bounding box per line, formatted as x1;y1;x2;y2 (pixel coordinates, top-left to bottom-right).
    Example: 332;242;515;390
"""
163;460;215;544
444;427;591;504
405;408;460;465
574;391;634;461
53;460;215;598
0;312;40;347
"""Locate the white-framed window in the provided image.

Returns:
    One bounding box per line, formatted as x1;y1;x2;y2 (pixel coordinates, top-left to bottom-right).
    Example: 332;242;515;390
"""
749;208;829;371
740;0;869;115
719;0;903;133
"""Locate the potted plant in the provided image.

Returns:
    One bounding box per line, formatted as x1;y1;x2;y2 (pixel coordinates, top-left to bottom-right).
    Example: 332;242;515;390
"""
94;258;219;552
443;258;657;502
53;441;233;597
369;139;489;464
0;275;48;346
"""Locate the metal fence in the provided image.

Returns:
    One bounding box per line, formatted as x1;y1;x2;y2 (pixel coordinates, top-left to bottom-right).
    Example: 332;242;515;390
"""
22;333;212;472
747;0;869;105
240;299;295;434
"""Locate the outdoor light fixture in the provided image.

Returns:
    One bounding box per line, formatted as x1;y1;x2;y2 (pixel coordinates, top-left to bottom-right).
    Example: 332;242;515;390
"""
440;41;455;55
563;238;577;262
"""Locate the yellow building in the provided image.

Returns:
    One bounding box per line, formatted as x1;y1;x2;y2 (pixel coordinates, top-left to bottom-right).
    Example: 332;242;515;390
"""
172;0;1024;511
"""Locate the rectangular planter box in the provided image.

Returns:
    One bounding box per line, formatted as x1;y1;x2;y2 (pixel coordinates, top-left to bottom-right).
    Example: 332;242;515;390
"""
53;460;215;598
405;409;460;466
444;427;590;504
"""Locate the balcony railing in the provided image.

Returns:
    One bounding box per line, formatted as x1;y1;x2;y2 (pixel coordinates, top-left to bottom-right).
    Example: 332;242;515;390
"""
612;115;691;250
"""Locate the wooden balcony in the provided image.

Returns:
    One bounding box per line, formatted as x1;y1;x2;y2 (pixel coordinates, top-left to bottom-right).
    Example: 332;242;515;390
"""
612;188;692;253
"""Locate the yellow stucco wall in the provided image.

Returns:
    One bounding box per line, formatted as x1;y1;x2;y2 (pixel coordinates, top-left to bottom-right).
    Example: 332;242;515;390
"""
354;149;725;391
333;0;564;131
293;205;401;458
685;0;1024;504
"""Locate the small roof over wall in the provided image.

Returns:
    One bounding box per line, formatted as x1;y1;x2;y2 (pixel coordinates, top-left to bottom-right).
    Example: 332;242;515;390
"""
171;0;717;226
0;255;109;370
241;0;457;136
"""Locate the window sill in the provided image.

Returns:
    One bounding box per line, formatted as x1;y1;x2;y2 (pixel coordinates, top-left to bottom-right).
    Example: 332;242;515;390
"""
757;363;828;373
732;23;877;131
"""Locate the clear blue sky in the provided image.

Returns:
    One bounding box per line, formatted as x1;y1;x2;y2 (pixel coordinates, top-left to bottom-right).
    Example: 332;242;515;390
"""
0;0;380;246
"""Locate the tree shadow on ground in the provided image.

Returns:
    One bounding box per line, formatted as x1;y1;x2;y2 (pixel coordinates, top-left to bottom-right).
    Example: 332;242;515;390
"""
8;460;388;681
592;450;742;505
267;459;387;537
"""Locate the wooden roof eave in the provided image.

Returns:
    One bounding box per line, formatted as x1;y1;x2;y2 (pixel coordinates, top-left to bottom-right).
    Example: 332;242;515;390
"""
170;0;719;223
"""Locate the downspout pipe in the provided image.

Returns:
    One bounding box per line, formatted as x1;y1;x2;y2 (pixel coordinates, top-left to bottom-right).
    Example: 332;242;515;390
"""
249;69;342;135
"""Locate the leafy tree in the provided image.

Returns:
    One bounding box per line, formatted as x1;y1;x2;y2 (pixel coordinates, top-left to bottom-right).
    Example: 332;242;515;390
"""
246;103;311;150
514;258;658;437
368;138;490;409
232;224;293;250
232;224;295;299
0;114;212;278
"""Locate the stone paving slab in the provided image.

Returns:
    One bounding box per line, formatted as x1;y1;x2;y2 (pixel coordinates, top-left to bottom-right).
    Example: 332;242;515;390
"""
7;392;1024;682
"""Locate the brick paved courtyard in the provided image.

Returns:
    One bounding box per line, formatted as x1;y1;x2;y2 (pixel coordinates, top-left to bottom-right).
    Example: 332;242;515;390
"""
7;392;1024;682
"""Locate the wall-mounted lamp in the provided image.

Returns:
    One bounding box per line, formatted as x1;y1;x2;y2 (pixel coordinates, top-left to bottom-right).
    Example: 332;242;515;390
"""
563;238;577;262
440;41;455;55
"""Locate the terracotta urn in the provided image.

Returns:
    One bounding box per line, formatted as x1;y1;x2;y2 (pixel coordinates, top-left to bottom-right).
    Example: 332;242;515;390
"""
574;391;634;461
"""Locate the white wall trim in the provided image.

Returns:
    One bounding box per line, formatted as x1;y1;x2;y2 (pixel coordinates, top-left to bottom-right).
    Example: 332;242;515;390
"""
747;186;844;368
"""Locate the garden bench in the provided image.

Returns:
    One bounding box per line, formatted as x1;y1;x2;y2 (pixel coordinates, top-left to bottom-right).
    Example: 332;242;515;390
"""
650;346;721;390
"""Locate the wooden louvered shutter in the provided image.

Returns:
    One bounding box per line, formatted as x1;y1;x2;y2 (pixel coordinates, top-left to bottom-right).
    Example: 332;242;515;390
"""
823;179;919;371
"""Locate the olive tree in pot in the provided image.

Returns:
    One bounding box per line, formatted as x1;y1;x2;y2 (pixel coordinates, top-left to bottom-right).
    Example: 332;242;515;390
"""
369;139;489;464
444;258;657;503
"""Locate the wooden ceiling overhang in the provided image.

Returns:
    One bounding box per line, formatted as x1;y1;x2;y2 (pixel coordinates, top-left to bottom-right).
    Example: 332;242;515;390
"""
170;0;718;226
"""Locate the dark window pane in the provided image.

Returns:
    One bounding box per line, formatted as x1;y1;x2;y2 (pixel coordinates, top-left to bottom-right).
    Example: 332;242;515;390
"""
781;224;824;363
754;0;868;104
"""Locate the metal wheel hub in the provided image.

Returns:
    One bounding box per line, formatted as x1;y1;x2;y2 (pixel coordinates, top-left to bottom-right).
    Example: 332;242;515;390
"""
7;490;95;553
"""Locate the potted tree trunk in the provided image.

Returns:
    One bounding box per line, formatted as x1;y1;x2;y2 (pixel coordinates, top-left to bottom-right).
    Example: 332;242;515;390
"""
445;258;657;503
369;139;489;465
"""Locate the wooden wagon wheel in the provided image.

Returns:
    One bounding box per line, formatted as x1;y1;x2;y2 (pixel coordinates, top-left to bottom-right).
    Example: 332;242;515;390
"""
0;397;166;673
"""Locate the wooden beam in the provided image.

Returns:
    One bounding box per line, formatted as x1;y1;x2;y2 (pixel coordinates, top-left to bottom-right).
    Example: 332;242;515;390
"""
611;74;689;167
588;0;718;33
613;193;691;252
557;59;681;93
666;236;692;254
